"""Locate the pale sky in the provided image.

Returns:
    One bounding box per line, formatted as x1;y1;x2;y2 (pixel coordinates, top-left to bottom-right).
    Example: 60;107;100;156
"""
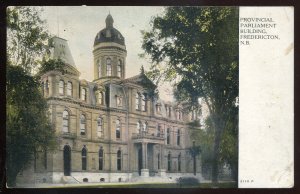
41;6;174;101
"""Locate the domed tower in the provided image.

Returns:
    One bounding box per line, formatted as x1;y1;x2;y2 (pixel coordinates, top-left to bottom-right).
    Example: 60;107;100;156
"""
93;14;127;83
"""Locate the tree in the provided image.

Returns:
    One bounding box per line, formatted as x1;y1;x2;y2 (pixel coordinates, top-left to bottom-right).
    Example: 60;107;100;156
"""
7;6;51;74
6;6;56;187
142;7;238;184
6;65;56;187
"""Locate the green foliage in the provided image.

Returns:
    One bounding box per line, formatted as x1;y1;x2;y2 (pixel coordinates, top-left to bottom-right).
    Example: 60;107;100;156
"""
142;7;239;182
38;58;66;76
6;65;57;187
7;6;51;74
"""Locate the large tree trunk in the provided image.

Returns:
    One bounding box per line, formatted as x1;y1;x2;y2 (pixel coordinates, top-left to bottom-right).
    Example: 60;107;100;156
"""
211;115;224;185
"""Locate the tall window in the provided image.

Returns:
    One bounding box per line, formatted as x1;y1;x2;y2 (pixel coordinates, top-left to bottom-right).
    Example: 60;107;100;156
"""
117;149;121;171
156;104;161;114
99;147;104;170
143;122;147;132
106;58;112;76
62;110;69;132
178;153;181;172
67;81;72;96
81;88;86;101
157;125;161;137
168;107;172;117
165;105;169;117
135;93;140;110
80;114;86;135
97;117;103;138
141;94;146;111
167;152;171;171
116;95;123;106
82;146;87;170
116;119;121;139
59;80;64;95
167;128;170;144
98;92;103;105
117;60;122;77
177;129;181;146
97;59;101;78
137;121;141;133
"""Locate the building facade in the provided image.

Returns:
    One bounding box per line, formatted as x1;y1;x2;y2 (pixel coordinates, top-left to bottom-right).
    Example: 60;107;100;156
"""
17;14;204;185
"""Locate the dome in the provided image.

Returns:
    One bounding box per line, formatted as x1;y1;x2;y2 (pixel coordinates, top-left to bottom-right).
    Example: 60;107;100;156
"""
94;14;125;46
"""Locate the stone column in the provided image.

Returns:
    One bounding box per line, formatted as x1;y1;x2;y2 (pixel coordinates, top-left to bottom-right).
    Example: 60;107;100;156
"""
141;142;149;177
158;144;166;177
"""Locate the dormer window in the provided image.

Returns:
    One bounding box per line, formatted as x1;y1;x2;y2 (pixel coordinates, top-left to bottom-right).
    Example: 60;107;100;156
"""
106;58;112;76
67;82;72;96
141;94;146;111
59;80;64;95
98;92;103;105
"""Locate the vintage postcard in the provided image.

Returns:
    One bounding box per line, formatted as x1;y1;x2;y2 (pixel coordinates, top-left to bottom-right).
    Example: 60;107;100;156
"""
5;6;294;189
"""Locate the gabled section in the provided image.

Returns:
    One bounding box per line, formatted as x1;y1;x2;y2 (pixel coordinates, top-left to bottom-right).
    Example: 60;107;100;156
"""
122;72;156;89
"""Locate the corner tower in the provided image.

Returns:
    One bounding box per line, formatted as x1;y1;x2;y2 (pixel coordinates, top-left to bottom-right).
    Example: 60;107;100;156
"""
93;14;127;83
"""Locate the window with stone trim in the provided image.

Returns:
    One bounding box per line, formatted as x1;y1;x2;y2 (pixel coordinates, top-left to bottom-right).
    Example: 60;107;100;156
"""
135;93;140;110
97;59;101;78
137;121;141;133
117;60;122;77
59;80;64;95
116;119;121;139
167;152;171;171
142;122;147;132
157;125;161;137
62;110;69;133
141;94;146;111
177;129;181;146
117;149;122;171
167;128;170;144
81;88;87;101
178;153;181;172
106;58;112;76
97;117;103;138
80;114;86;135
116;95;123;106
99;147;104;170
98;92;103;105
82;146;87;170
67;81;72;96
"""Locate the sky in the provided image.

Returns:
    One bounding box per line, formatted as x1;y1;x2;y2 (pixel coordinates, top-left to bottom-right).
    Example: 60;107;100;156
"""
41;6;174;101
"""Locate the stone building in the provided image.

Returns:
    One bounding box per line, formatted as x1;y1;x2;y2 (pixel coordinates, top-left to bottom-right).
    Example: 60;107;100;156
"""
17;14;204;185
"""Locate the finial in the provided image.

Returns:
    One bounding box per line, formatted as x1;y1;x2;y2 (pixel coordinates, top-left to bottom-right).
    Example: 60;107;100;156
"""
140;65;145;74
105;12;114;28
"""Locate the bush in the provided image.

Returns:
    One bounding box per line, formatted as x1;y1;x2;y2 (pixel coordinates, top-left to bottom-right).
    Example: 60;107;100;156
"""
176;177;199;187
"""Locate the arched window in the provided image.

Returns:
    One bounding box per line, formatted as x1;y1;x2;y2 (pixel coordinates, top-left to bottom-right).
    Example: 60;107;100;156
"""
106;58;112;76
98;92;103;105
116;119;121;139
67;81;72;96
81;88;86;101
59;80;64;95
97;59;101;78
62;110;69;133
178;153;181;172
117;60;122;77
177;129;181;146
167;128;170;144
99;147;104;170
81;146;87;170
137;121;141;133
80;114;86;135
135;93;140;110
117;149;121;171
141;94;146;111
97;117;103;138
167;152;171;171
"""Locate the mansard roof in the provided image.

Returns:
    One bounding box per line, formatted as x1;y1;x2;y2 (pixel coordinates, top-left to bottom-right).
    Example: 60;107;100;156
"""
122;72;156;89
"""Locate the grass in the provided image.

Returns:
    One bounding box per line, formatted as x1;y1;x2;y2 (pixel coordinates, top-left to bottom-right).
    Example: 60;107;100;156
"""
47;182;237;189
